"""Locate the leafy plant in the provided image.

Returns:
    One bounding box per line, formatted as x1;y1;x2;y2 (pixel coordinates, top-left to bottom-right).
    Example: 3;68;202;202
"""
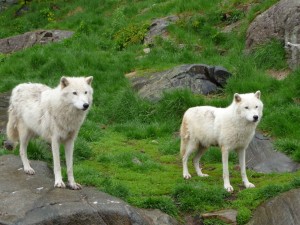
114;23;149;50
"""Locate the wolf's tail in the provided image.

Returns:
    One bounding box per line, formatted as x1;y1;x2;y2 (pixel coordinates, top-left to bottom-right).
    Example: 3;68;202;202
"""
6;106;19;144
180;118;189;157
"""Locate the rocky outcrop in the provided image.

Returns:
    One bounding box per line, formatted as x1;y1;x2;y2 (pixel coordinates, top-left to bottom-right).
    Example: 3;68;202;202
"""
0;155;178;225
246;132;300;173
128;64;231;101
247;189;300;225
144;15;179;46
0;30;74;54
245;0;300;70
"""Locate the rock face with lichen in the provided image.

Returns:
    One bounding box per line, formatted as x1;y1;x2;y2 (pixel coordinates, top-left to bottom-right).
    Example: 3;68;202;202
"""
0;30;74;54
247;189;300;225
128;64;231;101
245;0;300;70
0;155;178;225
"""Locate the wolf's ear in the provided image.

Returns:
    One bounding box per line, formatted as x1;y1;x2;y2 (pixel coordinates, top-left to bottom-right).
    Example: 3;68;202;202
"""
60;76;69;89
255;90;261;99
85;76;93;85
234;93;241;103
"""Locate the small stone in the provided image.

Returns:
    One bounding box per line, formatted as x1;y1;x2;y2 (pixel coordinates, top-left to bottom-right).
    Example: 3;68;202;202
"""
202;209;237;225
143;48;151;54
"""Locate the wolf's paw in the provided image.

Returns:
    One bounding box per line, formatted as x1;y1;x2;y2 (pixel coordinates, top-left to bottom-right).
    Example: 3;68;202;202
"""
183;173;192;179
67;182;82;190
54;181;66;188
24;167;35;175
245;182;255;189
198;173;209;177
224;184;234;192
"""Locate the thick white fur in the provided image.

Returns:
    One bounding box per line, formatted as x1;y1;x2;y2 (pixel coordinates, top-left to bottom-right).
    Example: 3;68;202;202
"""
6;76;93;190
180;91;263;192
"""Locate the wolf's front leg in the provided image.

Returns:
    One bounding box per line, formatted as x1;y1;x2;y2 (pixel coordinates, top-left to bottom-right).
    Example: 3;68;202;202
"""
65;138;81;190
222;146;234;192
238;148;255;189
51;137;65;188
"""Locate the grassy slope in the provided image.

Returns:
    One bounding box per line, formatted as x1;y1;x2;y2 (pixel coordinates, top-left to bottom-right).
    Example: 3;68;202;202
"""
1;0;300;224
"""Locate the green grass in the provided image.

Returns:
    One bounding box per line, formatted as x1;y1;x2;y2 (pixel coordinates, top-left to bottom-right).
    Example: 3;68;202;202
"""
2;0;300;224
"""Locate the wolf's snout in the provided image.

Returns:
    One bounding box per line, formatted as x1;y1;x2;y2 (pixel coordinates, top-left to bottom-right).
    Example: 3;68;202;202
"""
83;103;89;110
253;115;259;122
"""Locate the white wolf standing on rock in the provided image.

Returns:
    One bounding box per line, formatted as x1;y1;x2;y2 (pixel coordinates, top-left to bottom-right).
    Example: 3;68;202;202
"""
6;76;93;190
180;91;263;192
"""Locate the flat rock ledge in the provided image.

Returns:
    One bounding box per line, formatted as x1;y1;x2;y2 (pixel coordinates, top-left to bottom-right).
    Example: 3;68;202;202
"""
0;155;178;225
0;30;74;54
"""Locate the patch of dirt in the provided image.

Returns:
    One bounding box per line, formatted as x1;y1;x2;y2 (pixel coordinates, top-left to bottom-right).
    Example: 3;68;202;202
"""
67;6;84;17
267;69;291;80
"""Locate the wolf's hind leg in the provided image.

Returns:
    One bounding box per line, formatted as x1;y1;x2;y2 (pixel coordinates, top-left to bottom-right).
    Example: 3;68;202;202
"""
182;140;198;179
18;123;35;175
193;145;209;177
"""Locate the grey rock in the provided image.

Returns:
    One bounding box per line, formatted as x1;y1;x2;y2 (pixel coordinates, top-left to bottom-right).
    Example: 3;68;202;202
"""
247;189;300;225
137;209;179;225
202;209;237;225
0;30;74;54
128;64;231;101
0;155;178;225
245;0;300;70
246;133;300;173
144;15;179;45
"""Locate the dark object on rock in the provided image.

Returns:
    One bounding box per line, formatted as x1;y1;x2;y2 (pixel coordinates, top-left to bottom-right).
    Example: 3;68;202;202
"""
128;64;231;101
245;0;300;70
3;140;14;150
0;155;178;225
247;189;300;225
144;15;179;46
0;30;74;54
0;92;10;133
246;132;300;173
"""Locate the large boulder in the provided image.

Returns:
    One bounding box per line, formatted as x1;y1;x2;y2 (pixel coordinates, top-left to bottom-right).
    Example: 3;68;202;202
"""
247;189;300;225
0;155;178;225
245;0;300;70
0;30;74;54
128;64;231;101
246;132;300;173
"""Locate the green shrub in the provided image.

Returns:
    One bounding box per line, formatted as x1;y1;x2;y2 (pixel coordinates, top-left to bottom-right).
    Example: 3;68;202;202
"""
114;23;149;50
236;207;251;225
173;183;228;212
138;196;178;217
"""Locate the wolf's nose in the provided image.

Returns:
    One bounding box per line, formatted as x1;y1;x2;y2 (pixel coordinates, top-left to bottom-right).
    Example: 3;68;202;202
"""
253;115;258;121
83;103;89;110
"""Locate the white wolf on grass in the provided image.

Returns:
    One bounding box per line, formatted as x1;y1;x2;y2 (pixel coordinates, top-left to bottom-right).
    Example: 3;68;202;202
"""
6;76;93;190
180;91;263;192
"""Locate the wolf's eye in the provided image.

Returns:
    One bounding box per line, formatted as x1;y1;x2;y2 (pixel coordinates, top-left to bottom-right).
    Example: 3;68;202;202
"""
84;91;88;94
255;106;258;108
73;91;77;95
245;106;249;109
